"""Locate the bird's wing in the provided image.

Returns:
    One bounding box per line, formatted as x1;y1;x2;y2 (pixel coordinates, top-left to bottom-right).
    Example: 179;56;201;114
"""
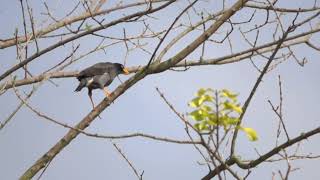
93;72;113;87
77;62;114;79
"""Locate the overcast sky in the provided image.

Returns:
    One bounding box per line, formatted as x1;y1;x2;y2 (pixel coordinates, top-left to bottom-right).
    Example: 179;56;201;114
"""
1;0;320;179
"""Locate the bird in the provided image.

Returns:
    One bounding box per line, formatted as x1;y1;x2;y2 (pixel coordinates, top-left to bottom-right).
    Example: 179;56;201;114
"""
75;62;129;108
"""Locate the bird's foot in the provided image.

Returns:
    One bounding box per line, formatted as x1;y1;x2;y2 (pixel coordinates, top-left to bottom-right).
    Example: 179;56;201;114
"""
103;87;111;98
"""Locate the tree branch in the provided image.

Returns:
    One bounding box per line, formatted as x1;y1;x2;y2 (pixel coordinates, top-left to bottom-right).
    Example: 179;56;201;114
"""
0;1;175;82
202;126;320;180
0;0;170;49
2;25;318;91
19;0;249;179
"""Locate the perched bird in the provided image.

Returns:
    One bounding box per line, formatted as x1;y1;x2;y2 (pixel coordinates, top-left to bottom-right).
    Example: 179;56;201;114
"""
75;62;129;108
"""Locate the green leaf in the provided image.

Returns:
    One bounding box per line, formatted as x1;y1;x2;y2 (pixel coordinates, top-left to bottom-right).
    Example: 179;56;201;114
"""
196;88;207;97
189;97;201;108
224;116;240;125
200;105;212;112
189;110;205;121
208;113;217;125
199;122;206;131
240;127;258;141
189;95;213;108
221;89;238;101
194;123;200;131
194;122;209;131
199;94;214;104
223;101;243;114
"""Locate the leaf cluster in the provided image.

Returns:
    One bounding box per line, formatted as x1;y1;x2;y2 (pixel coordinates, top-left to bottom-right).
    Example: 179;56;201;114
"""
188;88;258;141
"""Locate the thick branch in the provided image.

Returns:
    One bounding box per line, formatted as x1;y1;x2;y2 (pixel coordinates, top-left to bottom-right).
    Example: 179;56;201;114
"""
148;0;249;73
2;26;317;91
202;126;320;180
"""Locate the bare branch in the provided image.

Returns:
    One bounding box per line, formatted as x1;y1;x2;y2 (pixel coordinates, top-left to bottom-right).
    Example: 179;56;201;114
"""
112;143;143;180
202;126;320;179
0;1;175;82
0;0;170;49
20;1;249;178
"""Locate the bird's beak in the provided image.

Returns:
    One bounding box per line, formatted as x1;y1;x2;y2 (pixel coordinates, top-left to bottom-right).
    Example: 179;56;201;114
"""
123;67;130;75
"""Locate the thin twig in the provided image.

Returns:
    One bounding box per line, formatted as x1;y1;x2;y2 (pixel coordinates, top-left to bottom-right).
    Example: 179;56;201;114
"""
146;0;199;67
112;143;143;180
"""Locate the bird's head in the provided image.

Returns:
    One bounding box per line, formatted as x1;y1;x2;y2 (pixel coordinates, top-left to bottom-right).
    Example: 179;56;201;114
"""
114;63;130;75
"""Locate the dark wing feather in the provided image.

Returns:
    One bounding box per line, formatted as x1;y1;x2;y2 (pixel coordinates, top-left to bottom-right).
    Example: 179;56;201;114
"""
77;62;114;80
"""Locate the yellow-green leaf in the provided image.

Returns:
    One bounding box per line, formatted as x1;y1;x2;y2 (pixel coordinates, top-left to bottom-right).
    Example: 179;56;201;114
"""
196;88;207;97
194;123;201;131
223;101;243;114
199;94;213;104
240;127;258;141
208;113;217;125
224;116;240;125
189;97;200;108
199;122;206;131
221;89;238;101
189;110;205;121
194;122;209;131
200;105;212;112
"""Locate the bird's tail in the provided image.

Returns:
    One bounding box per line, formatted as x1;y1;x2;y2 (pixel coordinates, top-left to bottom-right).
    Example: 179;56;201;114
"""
75;80;86;92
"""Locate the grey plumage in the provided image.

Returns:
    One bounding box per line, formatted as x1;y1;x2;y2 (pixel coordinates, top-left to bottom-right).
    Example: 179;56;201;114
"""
75;63;116;91
75;62;129;108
